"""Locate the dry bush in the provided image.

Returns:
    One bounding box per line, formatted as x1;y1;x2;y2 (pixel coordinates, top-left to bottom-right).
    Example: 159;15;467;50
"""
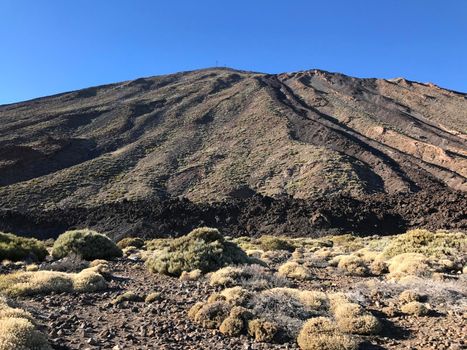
112;291;143;304
210;264;287;290
400;301;429;316
337;255;369;276
268;288;328;313
0;266;107;296
260;250;292;264
219;316;244;336
387;253;432;279
297;317;358;350
333;302;381;335
398;289;424;304
179;269;202;281
145;292;162;303
277;261;313;280
370;259;388;275
146;227;253;276
193;301;231;329
116;237;144;249
220;287;253;306
0;232;48;262
25;264;39;272
0;298;51;350
52;229;122;260
0;317;51;350
247;318;280;342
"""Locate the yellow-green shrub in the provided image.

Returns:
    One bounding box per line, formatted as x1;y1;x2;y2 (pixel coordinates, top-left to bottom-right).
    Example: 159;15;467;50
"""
0;267;107;296
0;232;48;262
52;229;122;260
146;227;253;276
297;317;358;350
382;229;466;260
117;237;144;249
277;261;313;280
257;236;295;252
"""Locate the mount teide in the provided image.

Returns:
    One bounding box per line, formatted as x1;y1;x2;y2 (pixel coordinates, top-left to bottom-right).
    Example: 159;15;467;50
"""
0;68;465;237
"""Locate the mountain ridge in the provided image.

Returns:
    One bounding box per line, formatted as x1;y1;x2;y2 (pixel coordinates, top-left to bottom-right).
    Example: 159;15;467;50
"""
0;67;465;236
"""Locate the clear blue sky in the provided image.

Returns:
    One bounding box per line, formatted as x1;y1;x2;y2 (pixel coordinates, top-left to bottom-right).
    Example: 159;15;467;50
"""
1;0;466;104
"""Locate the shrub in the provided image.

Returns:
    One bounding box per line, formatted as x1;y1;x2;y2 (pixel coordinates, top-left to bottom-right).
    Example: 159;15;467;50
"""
400;301;429;316
387;253;431;279
220;287;253;306
337;255;369;276
277;261;313;280
257;236;295;252
179;269;202;281
72;270;106;292
193;301;231;329
382;229;466;260
370;259;388;275
219;316;244;336
260;250;292;264
111;291;143;305
145;292;162;303
0;232;48;262
333;302;381;335
0;299;51;350
117;237;145;249
399;290;423;304
146;227;253;276
297;317;358;350
52;229;122;260
0;317;52;350
210;265;286;290
188;302;205;320
247;318;280;342
0;267;107;296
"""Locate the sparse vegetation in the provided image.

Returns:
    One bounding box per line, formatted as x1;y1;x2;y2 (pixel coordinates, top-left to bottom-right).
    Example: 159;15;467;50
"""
146;227;253;276
0;232;48;262
52;229;122;260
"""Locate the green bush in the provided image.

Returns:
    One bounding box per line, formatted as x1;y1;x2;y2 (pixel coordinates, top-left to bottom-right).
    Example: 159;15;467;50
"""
257;236;296;252
146;227;253;276
117;237;145;249
382;229;466;259
0;232;48;262
52;229;122;260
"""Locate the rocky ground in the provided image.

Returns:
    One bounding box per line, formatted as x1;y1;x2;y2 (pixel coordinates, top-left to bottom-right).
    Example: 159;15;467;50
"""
6;248;465;350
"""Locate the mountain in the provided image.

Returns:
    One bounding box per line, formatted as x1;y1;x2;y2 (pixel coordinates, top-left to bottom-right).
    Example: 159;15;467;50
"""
0;68;466;237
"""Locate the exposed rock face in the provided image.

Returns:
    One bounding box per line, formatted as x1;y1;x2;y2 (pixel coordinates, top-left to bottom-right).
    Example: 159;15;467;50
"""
0;68;465;236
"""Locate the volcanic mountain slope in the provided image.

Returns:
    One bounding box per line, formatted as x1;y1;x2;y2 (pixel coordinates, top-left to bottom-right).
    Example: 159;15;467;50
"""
0;68;466;212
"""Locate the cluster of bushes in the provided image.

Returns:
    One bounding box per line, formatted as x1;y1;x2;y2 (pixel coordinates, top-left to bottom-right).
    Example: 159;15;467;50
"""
189;283;381;347
146;227;254;276
0;232;48;262
0;297;51;350
0;263;108;296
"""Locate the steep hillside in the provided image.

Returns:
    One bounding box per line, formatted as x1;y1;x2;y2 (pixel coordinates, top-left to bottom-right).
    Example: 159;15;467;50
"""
0;68;465;236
